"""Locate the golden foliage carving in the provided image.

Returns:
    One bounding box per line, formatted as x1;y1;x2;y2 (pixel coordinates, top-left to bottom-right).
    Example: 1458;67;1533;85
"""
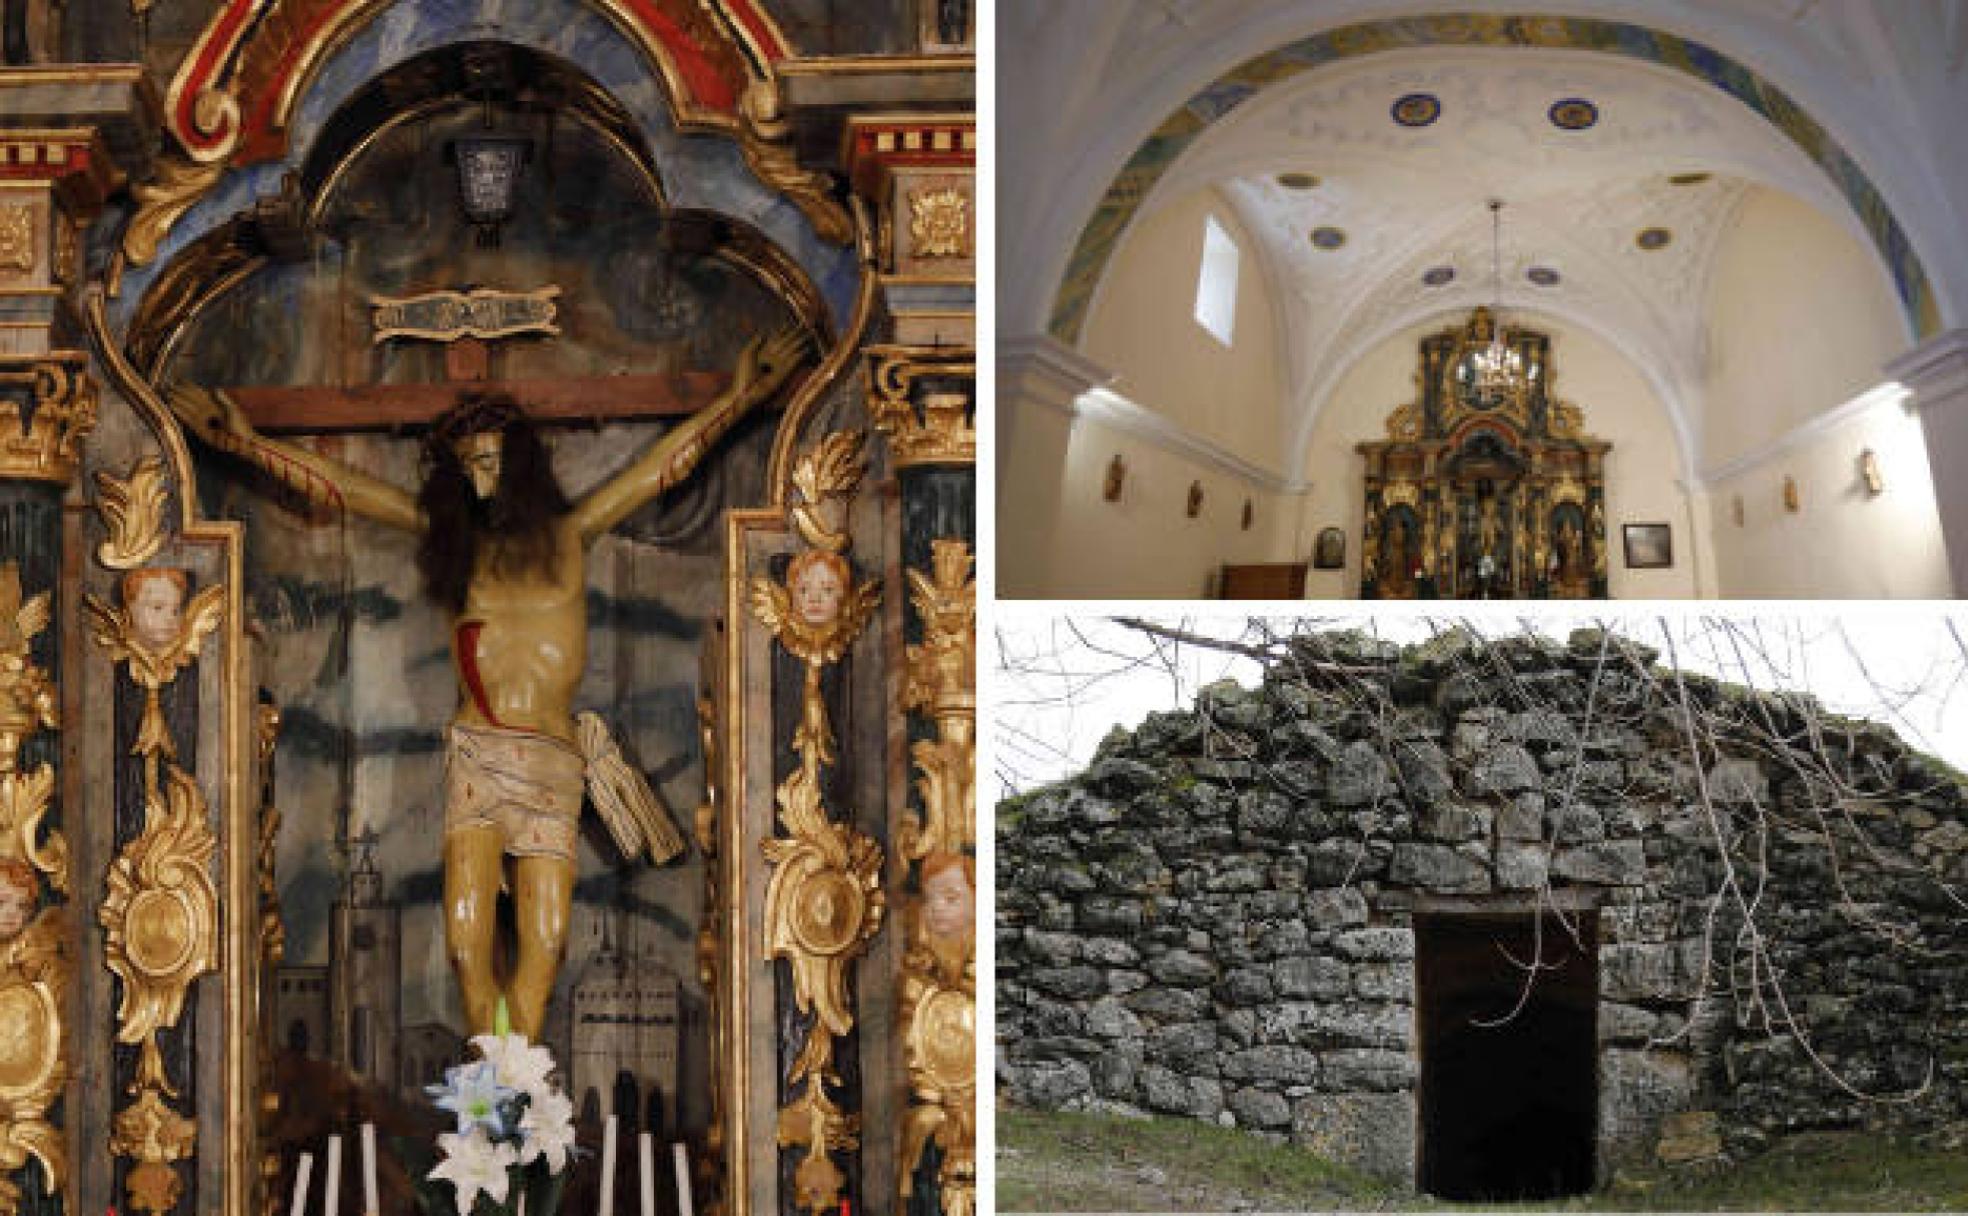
866;348;975;468
122;156;228;267
101;763;220;1093
111;1086;197;1215
898;887;975;1216
788;430;867;553
94;455;172;570
0;354;97;484
0;564;68;1216
0;206;33;274
0;566;55;779
751;431;884;1214
908;188;970;259
0;906;71;1216
899;542;975;862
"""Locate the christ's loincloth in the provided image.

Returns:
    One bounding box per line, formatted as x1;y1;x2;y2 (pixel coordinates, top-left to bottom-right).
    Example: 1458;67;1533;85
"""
444;722;586;862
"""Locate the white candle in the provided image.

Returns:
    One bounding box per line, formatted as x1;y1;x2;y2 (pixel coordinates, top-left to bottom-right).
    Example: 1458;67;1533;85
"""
671;1144;692;1216
290;1153;314;1216
638;1134;655;1216
598;1116;618;1216
325;1135;343;1216
361;1123;379;1216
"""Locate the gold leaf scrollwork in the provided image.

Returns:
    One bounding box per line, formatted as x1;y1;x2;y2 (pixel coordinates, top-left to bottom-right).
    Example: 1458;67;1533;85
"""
866;347;975;469
898;858;975;1216
102;763;220;1092
895;540;977;1216
0;206;33;274
255;702;283;966
122;155;229;267
0;353;98;485
111;1086;198;1215
898;541;975;864
751;431;884;1215
0;566;55;779
103;763;218;1214
1549;399;1586;442
908;187;970;259
789;430;867;554
739;82;852;246
0;561;68;1216
95;455;172;570
0;904;71;1216
1384;402;1422;442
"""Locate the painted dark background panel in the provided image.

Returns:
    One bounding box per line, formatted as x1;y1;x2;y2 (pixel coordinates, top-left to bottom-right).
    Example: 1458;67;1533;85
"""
764;0;916;55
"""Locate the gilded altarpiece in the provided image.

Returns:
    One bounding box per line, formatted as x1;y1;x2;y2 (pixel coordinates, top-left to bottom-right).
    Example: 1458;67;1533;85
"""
1358;308;1610;600
0;6;972;1216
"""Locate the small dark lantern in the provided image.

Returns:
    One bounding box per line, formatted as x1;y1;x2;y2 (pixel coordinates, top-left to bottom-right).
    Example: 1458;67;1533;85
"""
449;131;531;247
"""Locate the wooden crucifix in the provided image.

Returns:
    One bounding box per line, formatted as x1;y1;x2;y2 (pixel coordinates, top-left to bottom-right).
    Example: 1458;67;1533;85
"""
220;285;736;433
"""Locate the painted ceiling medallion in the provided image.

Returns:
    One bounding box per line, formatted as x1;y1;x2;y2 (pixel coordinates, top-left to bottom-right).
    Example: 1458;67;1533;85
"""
1276;172;1321;190
1391;93;1442;127
1310;226;1347;250
1636;227;1673;250
1422;266;1456;286
1548;97;1600;130
1526;266;1562;286
1669;171;1713;186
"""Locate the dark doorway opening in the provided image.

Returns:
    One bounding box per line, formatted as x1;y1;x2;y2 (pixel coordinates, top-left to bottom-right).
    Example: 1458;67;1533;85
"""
1416;908;1599;1201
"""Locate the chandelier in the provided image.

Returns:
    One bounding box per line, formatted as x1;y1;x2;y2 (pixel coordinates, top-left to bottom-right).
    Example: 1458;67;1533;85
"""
1468;199;1537;398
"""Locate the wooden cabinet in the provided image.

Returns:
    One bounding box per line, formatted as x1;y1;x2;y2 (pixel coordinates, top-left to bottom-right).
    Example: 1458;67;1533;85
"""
1218;561;1308;599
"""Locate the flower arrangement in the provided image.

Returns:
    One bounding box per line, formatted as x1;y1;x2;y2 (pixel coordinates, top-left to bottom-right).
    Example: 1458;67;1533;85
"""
422;1002;578;1216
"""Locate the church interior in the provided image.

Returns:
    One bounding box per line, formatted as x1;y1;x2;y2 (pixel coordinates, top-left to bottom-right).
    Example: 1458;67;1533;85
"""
0;5;972;1216
999;2;1968;600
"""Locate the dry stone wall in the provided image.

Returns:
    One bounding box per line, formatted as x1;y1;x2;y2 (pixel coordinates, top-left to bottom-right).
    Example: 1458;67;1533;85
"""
997;630;1968;1185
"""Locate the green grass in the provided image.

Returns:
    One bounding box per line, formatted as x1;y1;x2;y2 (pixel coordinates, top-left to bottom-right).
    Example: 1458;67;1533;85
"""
997;1108;1968;1212
996;1107;1408;1212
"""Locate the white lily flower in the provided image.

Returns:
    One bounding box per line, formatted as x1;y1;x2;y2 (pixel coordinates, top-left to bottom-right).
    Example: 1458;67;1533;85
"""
470;1032;558;1097
428;1128;519;1214
518;1088;578;1174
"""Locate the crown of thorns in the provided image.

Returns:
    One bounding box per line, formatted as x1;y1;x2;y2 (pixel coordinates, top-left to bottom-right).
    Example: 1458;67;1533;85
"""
425;394;526;457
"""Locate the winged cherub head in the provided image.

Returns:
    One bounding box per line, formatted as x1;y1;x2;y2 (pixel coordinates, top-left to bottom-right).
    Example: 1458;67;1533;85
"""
787;549;852;627
123;567;189;654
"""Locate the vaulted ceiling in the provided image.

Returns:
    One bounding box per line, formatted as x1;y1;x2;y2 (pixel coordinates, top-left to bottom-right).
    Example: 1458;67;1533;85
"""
1142;44;1853;463
1003;1;1968;472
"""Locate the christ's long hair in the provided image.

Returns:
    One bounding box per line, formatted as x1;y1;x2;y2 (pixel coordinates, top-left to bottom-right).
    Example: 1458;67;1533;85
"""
415;393;572;615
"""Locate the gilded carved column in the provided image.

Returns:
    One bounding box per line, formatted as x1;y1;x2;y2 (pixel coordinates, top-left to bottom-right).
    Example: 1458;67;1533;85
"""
867;348;975;1216
751;432;885;1215
844;105;977;1216
0;348;94;1216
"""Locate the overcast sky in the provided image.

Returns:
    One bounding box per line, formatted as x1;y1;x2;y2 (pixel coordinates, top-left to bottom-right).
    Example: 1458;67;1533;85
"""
988;606;1968;797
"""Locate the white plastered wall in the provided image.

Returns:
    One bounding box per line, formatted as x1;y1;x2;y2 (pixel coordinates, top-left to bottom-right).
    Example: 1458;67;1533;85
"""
1081;189;1288;475
1296;316;1698;599
1700;187;1951;597
1042;411;1301;599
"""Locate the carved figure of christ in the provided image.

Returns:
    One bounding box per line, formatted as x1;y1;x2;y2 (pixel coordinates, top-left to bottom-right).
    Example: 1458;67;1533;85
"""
169;327;809;1037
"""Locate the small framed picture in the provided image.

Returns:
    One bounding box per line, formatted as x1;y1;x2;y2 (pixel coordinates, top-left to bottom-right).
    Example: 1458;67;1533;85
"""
1313;527;1345;569
1622;522;1672;569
